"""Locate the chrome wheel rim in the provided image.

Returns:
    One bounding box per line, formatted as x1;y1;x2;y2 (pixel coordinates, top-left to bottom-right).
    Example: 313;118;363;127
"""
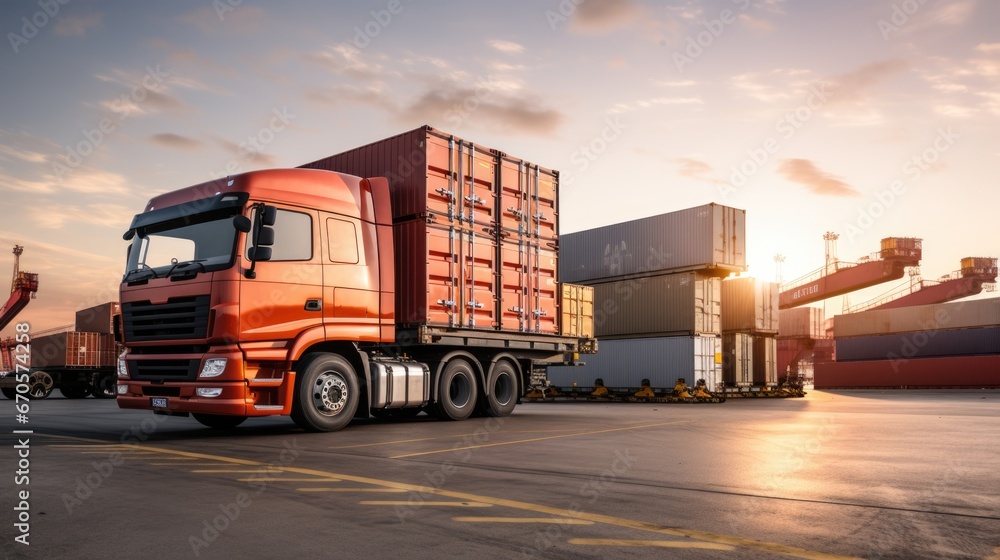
313;372;348;416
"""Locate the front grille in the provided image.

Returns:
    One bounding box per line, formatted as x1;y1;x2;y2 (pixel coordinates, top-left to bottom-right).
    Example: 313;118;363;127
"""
130;345;210;355
123;296;210;342
130;359;200;381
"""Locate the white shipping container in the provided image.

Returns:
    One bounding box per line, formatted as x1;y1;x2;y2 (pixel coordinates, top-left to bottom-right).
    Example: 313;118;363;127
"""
833;298;1000;338
592;272;720;338
779;307;825;338
547;335;722;391
722;333;753;387
721;277;779;334
560;204;746;284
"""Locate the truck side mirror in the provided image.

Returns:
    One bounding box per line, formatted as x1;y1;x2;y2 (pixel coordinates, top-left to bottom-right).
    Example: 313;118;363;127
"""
245;204;276;278
248;246;272;262
233;215;252;232
261;206;277;226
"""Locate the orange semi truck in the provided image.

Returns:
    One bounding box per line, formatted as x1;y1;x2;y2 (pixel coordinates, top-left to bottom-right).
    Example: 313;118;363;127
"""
117;127;594;431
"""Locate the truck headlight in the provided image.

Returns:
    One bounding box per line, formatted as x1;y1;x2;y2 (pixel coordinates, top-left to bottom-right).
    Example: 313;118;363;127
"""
118;354;128;378
196;387;223;398
200;358;227;378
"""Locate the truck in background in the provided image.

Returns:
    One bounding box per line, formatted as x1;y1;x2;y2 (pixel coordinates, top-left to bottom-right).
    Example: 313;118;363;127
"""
0;302;121;399
116;126;595;431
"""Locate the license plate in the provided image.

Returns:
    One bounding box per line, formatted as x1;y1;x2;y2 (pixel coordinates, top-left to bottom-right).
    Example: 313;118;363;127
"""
150;397;168;408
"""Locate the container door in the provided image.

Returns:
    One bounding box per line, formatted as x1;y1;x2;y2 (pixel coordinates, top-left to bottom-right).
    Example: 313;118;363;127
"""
500;238;528;331
528;243;558;333
528;165;558;241
458;229;498;329
499;157;528;237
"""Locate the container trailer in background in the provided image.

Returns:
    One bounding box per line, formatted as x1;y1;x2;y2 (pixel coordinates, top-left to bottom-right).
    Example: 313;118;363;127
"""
0;302;122;400
116;126;595;431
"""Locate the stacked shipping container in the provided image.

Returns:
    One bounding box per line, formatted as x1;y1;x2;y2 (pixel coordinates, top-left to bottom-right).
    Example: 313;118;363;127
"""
721;277;779;387
817;298;1000;388
548;204;747;391
300;126;564;334
776;306;827;378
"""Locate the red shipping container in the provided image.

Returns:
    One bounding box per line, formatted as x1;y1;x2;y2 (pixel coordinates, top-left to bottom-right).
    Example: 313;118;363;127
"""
814;355;1000;388
394;220;498;330
301;126;499;229
30;332;117;368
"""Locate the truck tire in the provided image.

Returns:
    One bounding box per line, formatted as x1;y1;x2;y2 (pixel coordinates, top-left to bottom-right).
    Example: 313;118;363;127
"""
60;384;91;399
1;388;15;400
483;361;518;417
434;359;479;421
28;371;53;399
193;414;247;429
91;373;117;399
291;354;360;432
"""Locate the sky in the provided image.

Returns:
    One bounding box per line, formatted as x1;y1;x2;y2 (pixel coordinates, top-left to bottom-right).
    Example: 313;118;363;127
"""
1;0;998;334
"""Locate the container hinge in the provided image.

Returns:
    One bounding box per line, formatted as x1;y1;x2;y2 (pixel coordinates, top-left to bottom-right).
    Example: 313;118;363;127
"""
532;309;547;316
435;188;455;199
437;300;456;308
465;195;484;206
507;207;523;218
533;212;547;221
467;301;484;309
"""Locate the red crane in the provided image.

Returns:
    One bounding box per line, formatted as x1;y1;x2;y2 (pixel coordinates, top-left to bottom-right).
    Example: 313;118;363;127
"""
778;235;922;309
846;257;998;313
0;245;39;332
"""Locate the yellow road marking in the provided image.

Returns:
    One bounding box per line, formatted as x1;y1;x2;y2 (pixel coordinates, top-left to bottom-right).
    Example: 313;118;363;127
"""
298;488;406;493
360;501;492;507
80;451;158;455
570;538;734;551
51;444;131;448
986;546;1000;560
190;469;281;474
146;462;235;466
35;433;860;560
390;421;686;459
454;517;593;525
236;477;341;482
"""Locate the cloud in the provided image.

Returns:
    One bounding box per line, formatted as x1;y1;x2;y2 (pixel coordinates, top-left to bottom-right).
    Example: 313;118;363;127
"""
730;68;814;103
94;67;188;115
31;203;134;230
212;137;279;167
0;130;57;164
739;13;776;32
673;158;726;185
609;96;703;113
149;133;202;151
488;40;525;54
824;59;909;106
777;159;860;197
304;45;386;79
569;0;644;34
0;166;137;197
53;13;103;36
403;89;565;137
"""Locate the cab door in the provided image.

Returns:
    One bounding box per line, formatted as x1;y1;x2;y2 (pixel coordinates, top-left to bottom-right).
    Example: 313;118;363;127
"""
239;204;325;361
321;213;381;343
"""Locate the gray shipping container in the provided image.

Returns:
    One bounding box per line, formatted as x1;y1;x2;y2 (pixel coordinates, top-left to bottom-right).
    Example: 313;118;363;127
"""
753;336;777;386
779;307;825;338
835;327;1000;361
721;277;779;334
560;204;746;284
833;298;1000;339
547;335;721;391
75;302;120;334
722;333;753;387
592;272;720;339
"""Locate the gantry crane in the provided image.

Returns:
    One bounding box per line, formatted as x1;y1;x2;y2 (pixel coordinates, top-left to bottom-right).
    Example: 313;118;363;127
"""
0;245;39;332
846;257;998;313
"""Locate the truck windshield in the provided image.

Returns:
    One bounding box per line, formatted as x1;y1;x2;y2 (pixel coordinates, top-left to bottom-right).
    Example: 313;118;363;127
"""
125;212;240;280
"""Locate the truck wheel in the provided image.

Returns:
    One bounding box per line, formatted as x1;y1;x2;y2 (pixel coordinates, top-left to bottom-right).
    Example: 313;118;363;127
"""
91;373;117;399
193;414;247;429
484;361;518;417
434;359;479;421
61;384;91;399
28;371;53;399
1;388;15;400
291;354;360;432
